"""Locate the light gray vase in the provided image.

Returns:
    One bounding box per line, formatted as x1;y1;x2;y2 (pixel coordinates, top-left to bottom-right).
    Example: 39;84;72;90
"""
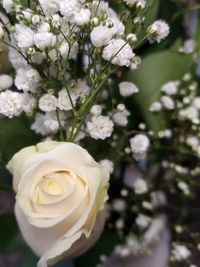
103;165;171;267
103;223;170;267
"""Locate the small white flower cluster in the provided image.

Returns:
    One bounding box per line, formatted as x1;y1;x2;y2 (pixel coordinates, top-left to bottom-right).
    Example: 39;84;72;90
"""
133;178;148;194
130;134;150;160
123;0;147;9
0;90;23;118
135;214;151;229
0;74;13;91
172;244;191;261
177;181;190;196
179;39;196;54
113;216;165;259
149;75;200;174
31;111;66;136
150;80;179;112
150;76;200;127
87;115;114;140
119;81;139;97
0;0;170;142
0;75;37;118
162;161;189;175
100;159;114;174
147;20;170;43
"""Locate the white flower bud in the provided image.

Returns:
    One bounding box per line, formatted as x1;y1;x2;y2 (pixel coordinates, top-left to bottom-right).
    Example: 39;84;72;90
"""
32;15;40;25
91;17;100;27
126;33;137;44
119;81;139;97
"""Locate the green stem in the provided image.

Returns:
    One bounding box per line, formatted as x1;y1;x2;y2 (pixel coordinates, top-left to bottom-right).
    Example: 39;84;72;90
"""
56;110;65;141
62;78;76;113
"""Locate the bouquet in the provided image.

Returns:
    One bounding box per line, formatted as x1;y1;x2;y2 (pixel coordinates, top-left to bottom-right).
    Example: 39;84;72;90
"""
0;0;199;267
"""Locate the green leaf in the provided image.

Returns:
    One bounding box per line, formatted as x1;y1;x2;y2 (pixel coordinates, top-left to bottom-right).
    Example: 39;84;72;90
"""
144;0;159;29
75;230;119;267
125;43;192;131
0;116;40;162
0;214;24;254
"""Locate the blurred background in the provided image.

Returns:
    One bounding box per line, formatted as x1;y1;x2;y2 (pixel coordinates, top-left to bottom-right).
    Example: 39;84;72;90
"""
0;0;199;266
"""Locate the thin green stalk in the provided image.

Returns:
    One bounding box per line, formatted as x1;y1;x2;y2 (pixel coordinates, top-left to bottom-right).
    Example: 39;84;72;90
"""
56;110;65;141
62;78;76;113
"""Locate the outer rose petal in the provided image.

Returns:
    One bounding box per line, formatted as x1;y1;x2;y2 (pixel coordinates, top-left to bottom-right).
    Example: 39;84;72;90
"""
15;204;106;267
7;141;62;192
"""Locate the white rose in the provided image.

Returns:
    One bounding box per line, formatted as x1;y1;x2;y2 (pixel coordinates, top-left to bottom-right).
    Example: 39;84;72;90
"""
7;141;109;267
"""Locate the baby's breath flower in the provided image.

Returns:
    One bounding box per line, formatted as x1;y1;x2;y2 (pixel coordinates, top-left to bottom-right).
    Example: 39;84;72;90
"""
0;74;13;91
39;94;57;112
74;8;91;26
149;101;162;112
34;32;56;50
133;178;148;194
90;105;102;116
15;67;41;92
0;90;23;118
102;39;134;67
39;0;59;15
87;115;114;140
119;81;139;97
57;89;77;111
148;20;170;43
123;0;146;9
136;214;151;229
113;110;130;127
100;159;114;174
22;93;37;115
161;81;178;95
130;134;150;160
2;0;14;13
172;245;191;261
161;96;175;110
180;39;195;54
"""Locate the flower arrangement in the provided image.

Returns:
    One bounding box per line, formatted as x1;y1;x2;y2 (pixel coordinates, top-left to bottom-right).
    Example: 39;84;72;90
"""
0;0;199;267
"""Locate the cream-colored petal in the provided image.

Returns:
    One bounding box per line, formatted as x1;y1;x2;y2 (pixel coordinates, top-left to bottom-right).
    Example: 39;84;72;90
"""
7;145;36;192
15;204;64;256
35;141;64;153
17;160;102;229
21;143;99;179
7;141;63;192
37;210;106;267
15;204;106;267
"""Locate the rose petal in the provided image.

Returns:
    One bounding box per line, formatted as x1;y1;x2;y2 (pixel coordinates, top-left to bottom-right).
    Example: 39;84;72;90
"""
15;204;106;267
7;141;62;191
